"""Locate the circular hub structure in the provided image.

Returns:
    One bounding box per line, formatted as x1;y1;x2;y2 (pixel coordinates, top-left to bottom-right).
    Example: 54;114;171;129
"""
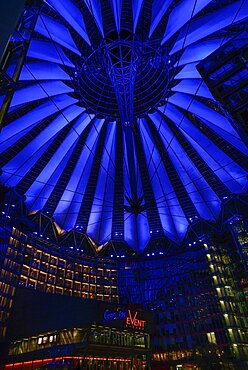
76;37;172;119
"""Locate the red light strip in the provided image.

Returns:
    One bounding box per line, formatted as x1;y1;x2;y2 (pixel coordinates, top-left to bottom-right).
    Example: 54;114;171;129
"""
5;355;147;368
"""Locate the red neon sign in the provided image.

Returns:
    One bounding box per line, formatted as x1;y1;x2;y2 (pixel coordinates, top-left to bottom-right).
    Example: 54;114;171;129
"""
126;310;146;330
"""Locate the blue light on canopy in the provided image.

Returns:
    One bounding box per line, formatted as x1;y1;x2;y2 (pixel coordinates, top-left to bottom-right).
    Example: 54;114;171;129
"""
162;0;212;44
171;79;213;99
2;105;84;186
139;117;187;242
35;13;81;55
1;0;248;252
27;39;75;67
174;63;202;80
167;93;248;153
170;0;248;54
53;118;103;230
0;95;78;153
110;0;122;34
10;81;73;107
132;0;144;33
46;0;91;45
25;112;90;211
149;0;173;37
149;110;220;221
83;0;104;37
19;62;71;81
87;122;116;244
174;37;232;65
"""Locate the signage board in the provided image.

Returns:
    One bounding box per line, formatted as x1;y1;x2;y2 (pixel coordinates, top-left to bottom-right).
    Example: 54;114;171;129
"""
102;307;147;331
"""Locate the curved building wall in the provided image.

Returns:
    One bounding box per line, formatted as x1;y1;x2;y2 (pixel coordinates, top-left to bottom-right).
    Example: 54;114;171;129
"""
6;227;119;301
0;225;119;344
0;219;248;368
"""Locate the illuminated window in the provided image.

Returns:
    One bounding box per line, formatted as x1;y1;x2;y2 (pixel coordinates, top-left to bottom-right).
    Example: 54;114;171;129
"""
207;332;217;344
37;337;42;345
49;334;56;343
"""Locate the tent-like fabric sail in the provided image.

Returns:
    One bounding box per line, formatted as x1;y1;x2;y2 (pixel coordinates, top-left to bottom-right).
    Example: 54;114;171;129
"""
1;0;248;252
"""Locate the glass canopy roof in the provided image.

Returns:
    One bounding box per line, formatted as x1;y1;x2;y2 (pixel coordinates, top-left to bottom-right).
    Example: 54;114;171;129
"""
0;0;248;251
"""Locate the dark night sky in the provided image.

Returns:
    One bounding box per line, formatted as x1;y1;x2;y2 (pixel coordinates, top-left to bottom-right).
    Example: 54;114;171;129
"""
0;0;26;61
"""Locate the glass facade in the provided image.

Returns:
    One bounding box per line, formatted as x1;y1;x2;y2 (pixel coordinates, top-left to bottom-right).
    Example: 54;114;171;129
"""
0;226;119;337
9;326;149;356
1;216;247;368
117;235;248;368
197;33;248;145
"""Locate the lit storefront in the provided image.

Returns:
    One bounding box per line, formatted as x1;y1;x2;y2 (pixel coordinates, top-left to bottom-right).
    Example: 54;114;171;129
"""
3;288;153;369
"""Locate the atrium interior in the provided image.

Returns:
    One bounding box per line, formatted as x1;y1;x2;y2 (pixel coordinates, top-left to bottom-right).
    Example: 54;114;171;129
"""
0;0;248;369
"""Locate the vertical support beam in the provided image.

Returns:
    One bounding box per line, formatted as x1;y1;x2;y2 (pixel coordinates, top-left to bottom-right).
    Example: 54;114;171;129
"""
0;1;42;129
112;122;124;240
104;39;139;202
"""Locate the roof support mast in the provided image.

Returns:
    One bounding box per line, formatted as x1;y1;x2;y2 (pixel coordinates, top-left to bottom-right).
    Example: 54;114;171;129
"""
104;35;139;201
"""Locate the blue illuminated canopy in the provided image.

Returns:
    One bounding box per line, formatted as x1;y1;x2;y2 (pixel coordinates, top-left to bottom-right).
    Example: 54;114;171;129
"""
1;0;248;252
